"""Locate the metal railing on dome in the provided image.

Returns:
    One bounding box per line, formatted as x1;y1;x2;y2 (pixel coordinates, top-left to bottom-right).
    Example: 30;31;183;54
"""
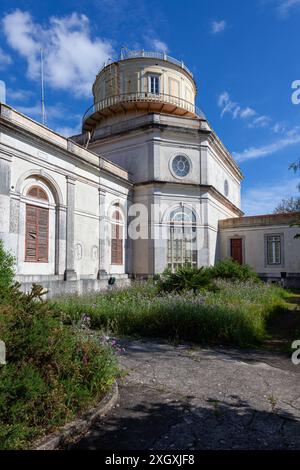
82;92;205;125
97;50;194;77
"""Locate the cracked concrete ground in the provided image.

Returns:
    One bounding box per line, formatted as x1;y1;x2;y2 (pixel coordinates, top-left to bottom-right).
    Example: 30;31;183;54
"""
71;339;300;450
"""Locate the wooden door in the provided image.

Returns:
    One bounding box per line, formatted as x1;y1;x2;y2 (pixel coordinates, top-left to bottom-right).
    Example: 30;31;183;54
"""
230;238;243;265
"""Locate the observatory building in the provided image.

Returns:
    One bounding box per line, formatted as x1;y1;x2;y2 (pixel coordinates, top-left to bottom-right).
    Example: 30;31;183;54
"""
75;50;243;276
0;50;299;295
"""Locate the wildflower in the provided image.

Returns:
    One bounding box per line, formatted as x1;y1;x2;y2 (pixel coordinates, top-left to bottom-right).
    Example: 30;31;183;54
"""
82;354;89;365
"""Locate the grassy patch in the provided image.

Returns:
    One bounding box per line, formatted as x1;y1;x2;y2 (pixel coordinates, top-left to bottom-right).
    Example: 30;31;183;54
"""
52;280;288;349
265;289;300;351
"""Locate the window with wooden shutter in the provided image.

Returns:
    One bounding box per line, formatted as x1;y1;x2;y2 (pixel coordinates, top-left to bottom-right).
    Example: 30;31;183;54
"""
111;209;123;265
25;186;49;263
25;205;49;262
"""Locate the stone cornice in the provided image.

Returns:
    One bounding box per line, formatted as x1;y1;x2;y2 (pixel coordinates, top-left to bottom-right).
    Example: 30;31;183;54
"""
86;113;243;182
219;212;300;229
134;180;243;216
0;103;131;185
207;131;243;181
0;141;132;193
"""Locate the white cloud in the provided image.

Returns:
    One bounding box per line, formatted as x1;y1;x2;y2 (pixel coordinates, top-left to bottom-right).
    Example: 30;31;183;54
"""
272;122;286;134
2;10;114;97
217;91;256;120
277;0;300;17
248;115;271;128
16;101;69;122
0;46;12;69
217;91;278;135
211;20;226;34
234;126;300;162
55;125;81;137
242;177;300;215
152;38;169;53
7;88;34;102
239;107;256;119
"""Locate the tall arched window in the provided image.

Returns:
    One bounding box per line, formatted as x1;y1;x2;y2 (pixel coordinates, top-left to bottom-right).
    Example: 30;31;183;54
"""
25;186;49;262
111;206;124;265
167;206;197;271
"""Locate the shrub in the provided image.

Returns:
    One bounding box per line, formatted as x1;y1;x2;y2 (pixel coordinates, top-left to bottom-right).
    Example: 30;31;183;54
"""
0;240;15;301
210;258;259;281
155;260;259;294
156;265;213;293
0;282;118;449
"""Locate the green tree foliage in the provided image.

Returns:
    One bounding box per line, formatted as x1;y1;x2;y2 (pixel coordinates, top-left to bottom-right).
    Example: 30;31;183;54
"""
156;259;259;293
289;159;300;238
156;265;213;293
209;258;259;281
273;197;300;214
0;240;15;300
0;243;118;449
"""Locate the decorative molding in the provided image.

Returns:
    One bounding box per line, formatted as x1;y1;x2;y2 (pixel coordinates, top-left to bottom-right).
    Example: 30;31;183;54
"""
219;212;300;229
15;168;64;206
134;181;243;216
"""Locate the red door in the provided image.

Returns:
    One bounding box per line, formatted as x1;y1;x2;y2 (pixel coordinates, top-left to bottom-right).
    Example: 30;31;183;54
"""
230;238;243;265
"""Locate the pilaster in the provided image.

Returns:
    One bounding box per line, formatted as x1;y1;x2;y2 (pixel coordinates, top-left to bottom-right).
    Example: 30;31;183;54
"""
64;176;77;281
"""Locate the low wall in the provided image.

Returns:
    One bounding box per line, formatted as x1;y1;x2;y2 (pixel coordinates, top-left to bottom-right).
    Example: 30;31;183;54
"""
259;273;300;289
17;274;130;299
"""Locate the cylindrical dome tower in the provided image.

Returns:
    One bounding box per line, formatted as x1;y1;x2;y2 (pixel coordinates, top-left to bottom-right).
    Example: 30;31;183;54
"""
82;50;203;132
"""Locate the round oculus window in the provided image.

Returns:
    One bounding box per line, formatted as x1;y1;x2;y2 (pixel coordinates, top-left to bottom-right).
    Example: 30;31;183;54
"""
171;155;191;178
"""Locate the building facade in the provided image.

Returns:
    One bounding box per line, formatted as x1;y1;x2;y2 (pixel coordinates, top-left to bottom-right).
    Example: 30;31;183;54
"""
0;50;299;295
220;213;300;288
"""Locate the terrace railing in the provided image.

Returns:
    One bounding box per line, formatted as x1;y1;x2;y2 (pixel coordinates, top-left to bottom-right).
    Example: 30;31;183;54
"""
82;92;205;125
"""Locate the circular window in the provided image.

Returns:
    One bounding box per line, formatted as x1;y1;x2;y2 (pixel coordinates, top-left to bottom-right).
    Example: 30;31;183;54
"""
171;155;191;178
224;179;229;197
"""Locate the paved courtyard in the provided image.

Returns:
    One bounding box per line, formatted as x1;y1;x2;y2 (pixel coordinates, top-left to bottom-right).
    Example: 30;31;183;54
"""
72;339;300;450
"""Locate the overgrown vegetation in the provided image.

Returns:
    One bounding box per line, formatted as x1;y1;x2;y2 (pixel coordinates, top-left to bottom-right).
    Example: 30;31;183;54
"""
156;259;259;293
209;258;259;281
156;265;214;293
0;240;15;301
0;243;291;449
53;270;288;350
274;158;300;238
0;243;118;450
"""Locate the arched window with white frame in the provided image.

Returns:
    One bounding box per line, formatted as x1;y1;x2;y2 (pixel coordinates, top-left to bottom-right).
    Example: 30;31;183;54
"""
167;206;197;271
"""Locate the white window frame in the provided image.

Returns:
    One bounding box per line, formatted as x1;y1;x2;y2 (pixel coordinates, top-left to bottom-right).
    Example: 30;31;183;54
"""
265;234;283;266
167;207;197;271
148;74;160;94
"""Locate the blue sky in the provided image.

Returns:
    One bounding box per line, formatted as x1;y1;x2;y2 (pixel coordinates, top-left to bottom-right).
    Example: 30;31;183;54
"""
0;0;300;215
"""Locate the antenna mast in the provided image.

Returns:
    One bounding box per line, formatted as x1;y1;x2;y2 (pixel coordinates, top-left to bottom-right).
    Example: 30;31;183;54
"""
40;49;46;125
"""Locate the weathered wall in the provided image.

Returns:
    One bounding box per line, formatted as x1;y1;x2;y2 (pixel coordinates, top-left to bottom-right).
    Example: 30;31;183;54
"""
219;214;300;287
0;104;131;296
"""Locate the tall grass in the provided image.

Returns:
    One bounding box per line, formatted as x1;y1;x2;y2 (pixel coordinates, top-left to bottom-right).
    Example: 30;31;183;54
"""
52;280;288;348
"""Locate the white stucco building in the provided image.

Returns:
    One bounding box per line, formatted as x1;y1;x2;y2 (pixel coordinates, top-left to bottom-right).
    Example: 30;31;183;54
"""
0;50;299;295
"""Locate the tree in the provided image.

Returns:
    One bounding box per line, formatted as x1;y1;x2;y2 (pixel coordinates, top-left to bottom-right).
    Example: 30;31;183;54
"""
273;197;300;213
0;240;15;300
290;159;300;173
289;159;300;239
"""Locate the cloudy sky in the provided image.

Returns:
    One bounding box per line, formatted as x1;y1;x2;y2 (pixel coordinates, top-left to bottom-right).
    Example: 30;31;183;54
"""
0;0;300;215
